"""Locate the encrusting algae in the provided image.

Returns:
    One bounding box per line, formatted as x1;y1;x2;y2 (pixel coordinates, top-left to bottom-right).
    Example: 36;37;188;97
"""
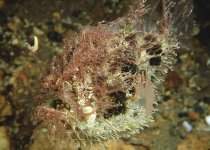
31;0;193;149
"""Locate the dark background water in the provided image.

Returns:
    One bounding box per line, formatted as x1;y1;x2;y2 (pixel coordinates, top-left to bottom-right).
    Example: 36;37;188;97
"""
0;0;210;150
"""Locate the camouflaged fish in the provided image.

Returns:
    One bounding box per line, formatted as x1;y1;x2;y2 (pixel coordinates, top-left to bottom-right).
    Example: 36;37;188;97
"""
32;0;193;148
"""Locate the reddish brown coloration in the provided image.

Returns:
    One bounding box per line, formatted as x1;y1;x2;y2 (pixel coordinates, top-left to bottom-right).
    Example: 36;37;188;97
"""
35;24;141;119
32;0;193;146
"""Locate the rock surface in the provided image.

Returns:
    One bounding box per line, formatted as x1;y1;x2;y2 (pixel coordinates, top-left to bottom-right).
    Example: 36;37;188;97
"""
0;127;11;150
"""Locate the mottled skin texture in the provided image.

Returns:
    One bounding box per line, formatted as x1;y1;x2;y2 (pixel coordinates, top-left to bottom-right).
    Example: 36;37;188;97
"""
32;0;193;148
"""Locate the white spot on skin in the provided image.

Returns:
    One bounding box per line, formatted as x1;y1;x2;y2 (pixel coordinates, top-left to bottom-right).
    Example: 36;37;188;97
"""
77;106;96;129
83;106;96;127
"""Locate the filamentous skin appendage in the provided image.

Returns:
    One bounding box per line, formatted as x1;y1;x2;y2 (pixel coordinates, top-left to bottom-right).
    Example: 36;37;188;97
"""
32;0;193;148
